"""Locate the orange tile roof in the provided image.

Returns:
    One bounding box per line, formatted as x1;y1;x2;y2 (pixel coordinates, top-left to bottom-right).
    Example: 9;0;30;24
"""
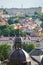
0;16;7;25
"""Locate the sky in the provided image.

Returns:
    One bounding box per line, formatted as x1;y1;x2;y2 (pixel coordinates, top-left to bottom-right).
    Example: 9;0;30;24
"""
0;0;43;8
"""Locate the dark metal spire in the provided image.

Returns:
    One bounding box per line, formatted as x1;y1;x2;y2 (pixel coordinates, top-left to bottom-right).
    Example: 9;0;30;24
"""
13;25;22;49
15;29;20;37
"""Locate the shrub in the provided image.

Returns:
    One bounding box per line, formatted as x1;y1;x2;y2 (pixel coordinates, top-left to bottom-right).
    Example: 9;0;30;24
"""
0;43;11;61
22;42;35;53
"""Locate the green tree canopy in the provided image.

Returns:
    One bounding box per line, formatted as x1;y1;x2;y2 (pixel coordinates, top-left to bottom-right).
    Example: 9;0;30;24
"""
3;9;8;14
0;25;26;36
9;26;16;36
40;15;43;21
22;43;35;53
7;18;14;24
3;28;10;36
14;20;19;23
40;22;43;28
19;30;26;37
0;29;2;36
32;12;41;19
0;43;11;61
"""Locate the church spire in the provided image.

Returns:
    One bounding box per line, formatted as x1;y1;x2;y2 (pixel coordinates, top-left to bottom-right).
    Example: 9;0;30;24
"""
13;24;22;49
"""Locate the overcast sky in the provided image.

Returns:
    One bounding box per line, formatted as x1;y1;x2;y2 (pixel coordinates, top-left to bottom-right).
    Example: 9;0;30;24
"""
0;0;43;8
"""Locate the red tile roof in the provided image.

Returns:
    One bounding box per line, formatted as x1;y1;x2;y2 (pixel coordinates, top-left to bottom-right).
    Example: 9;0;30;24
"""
29;37;43;41
0;16;7;25
0;37;43;41
0;37;15;41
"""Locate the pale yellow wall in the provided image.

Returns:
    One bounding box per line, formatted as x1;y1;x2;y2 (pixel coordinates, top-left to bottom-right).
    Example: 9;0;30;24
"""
0;10;3;15
41;8;43;13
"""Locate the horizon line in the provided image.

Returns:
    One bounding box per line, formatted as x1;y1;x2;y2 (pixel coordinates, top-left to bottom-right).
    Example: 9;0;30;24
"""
0;6;43;9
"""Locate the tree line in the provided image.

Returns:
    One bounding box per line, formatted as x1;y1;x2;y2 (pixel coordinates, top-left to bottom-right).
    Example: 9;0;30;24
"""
0;25;26;37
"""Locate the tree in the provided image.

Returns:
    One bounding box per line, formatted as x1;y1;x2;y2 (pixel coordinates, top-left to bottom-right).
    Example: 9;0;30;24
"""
8;25;15;36
40;22;43;28
3;28;10;36
14;20;19;23
7;18;14;24
22;43;35;53
34;12;39;15
32;12;41;19
20;30;26;37
3;9;8;14
0;29;2;36
8;17;19;24
0;43;11;61
25;14;29;17
40;15;43;21
0;25;26;36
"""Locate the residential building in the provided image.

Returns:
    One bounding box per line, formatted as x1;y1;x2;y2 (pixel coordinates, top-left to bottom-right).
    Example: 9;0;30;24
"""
0;16;8;25
29;49;43;65
0;37;14;48
29;36;43;49
0;36;43;49
0;7;43;16
6;7;43;16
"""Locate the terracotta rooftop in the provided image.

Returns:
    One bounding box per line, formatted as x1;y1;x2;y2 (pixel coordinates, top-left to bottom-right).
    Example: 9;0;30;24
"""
29;36;43;41
0;37;15;41
0;37;43;41
0;16;8;25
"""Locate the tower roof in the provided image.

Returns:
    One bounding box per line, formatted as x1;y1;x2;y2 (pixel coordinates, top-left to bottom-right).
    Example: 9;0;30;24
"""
8;26;31;64
9;49;30;63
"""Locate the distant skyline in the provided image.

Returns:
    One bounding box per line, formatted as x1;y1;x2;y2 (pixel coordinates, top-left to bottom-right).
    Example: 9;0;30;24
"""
0;0;43;8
